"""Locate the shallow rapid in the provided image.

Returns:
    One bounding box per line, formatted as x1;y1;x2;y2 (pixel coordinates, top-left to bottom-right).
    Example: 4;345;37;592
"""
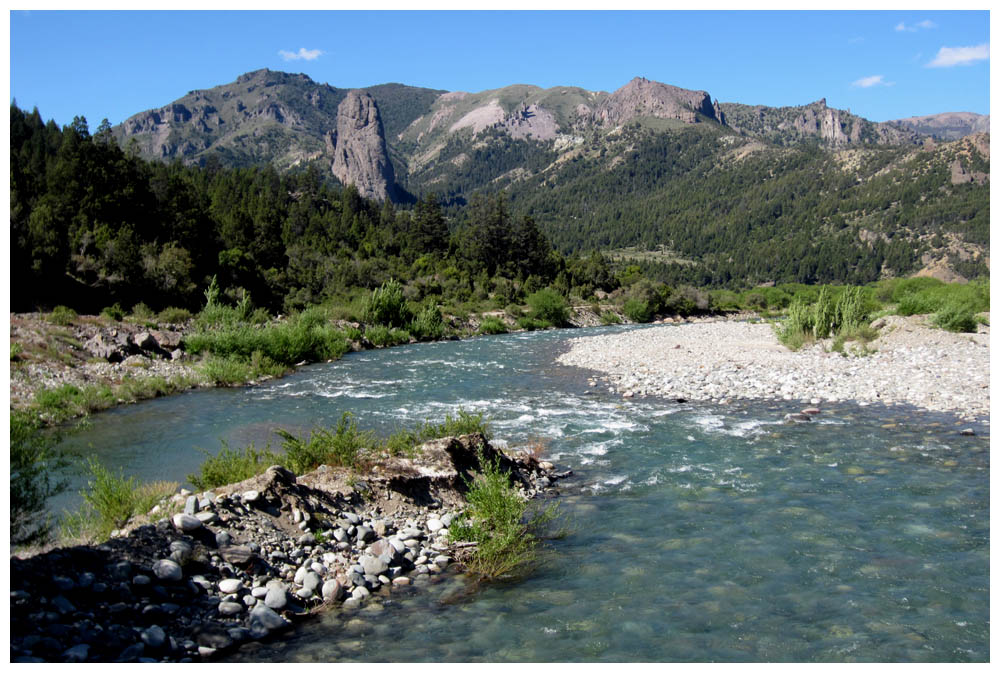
55;326;990;662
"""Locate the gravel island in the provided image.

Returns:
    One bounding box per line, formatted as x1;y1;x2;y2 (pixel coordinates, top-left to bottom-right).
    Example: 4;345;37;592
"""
558;314;990;422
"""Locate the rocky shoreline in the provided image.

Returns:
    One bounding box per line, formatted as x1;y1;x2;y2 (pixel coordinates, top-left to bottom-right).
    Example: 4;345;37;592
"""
10;435;570;663
558;314;990;423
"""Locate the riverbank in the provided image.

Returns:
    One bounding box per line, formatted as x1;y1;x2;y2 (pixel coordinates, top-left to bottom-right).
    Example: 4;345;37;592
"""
10;434;570;662
558;314;990;423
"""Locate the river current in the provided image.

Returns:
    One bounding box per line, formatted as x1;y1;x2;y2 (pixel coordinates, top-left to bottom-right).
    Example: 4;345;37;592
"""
54;325;990;662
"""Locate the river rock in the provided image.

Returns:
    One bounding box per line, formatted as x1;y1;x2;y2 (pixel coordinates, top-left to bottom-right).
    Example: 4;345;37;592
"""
248;605;290;636
360;554;388;576
172;513;202;533
264;585;288;610
63;643;90;663
184;495;198;515
322;579;344;602
300;571;322;594
218;579;243;594
218;601;243;616
219;546;253;565
141;625;167;650
152;559;183;582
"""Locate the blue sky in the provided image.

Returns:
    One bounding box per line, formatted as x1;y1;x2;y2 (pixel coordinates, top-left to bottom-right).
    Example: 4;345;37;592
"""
9;9;991;129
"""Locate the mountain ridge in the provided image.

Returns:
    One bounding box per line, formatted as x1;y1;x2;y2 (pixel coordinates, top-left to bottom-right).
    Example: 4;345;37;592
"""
114;68;971;192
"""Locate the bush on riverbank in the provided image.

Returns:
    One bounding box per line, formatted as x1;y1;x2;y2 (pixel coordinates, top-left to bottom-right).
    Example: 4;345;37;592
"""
62;458;179;542
776;286;876;351
186;306;351;366
189;443;284;491
449;452;557;580
11;411;68;547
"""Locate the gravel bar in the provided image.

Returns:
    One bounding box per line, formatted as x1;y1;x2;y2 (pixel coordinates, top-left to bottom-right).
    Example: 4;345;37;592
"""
557;315;990;422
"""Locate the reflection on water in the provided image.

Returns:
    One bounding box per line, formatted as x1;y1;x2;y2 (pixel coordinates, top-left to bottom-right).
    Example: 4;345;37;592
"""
54;326;990;662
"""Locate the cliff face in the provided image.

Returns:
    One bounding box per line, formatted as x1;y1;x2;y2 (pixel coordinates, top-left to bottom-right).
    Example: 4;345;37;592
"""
330;91;396;202
720;98;922;147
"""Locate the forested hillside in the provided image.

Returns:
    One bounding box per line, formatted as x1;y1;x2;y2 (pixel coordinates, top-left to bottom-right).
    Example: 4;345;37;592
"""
10;104;614;314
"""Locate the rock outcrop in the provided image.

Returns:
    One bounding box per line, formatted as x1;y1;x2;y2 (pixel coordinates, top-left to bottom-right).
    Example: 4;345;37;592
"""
720;98;923;147
330;91;396;202
594;76;722;127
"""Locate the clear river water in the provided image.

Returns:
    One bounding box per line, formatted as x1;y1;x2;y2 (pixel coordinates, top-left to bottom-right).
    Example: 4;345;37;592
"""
54;325;990;662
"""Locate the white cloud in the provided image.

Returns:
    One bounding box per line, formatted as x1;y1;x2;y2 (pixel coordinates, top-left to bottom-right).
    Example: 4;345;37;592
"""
279;47;323;62
896;20;936;32
927;43;990;68
852;75;893;88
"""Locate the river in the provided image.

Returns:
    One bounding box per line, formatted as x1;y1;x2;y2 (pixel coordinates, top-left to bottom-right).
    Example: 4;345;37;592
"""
53;325;990;662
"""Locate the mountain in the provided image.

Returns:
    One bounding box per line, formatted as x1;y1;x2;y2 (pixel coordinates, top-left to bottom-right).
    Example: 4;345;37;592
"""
110;69;989;284
888;112;990;141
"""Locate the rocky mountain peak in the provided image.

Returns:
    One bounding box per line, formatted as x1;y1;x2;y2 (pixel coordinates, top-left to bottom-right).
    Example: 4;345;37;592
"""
330;91;396;202
595;76;721;126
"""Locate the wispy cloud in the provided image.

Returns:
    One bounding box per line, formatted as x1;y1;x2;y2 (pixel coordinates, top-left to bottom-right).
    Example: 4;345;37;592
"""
279;47;323;62
895;20;937;32
851;74;893;88
927;43;990;67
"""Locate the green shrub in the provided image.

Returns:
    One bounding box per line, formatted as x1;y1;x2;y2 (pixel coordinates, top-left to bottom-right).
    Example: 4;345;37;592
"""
102;303;125;321
449;452;557;580
186;313;350;366
79;458;140;538
526;288;569;327
410;305;445;340
11;342;23;360
188;442;281;490
834;286;869;331
11;411;68;547
623;297;653;323
477;316;509;335
157;307;193;324
933;304;978;333
777;299;814;350
47;305;77;325
130;302;155;320
600;311;622;325
812;287;835;338
198;352;286;386
516;316;550;331
278;412;373;473
364;279;411;328
896;293;937;316
364;325;411;347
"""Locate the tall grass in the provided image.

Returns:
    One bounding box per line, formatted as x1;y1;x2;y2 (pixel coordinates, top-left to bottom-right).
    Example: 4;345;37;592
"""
277;412;375;473
188;442;282;490
62;459;179;541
